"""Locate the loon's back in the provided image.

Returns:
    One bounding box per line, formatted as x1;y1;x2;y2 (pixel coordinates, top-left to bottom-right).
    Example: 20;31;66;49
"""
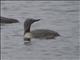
0;16;19;23
31;29;60;39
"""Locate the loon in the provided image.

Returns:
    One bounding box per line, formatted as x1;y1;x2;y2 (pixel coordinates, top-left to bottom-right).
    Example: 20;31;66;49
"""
0;16;19;24
24;18;60;42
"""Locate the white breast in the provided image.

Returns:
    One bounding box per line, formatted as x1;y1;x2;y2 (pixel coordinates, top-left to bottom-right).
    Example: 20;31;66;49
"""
24;32;32;38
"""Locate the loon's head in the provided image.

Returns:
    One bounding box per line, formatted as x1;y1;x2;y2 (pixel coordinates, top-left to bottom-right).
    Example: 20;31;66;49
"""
24;18;40;42
24;18;40;25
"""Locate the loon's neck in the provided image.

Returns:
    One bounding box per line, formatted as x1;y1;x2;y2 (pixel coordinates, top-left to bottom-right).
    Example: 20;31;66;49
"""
24;24;31;35
24;25;32;42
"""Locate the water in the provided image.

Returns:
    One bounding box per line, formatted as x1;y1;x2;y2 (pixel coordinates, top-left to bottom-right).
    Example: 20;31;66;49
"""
1;1;80;60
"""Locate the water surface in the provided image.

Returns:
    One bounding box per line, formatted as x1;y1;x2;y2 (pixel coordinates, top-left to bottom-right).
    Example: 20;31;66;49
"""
1;1;80;60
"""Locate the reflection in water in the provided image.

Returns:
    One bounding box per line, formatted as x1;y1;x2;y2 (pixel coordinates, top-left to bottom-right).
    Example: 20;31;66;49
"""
24;41;32;46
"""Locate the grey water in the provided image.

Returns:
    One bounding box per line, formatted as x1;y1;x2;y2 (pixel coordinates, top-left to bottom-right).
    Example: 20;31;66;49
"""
1;1;80;60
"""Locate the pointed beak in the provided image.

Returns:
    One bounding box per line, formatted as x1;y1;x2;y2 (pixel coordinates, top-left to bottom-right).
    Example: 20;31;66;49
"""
34;19;40;22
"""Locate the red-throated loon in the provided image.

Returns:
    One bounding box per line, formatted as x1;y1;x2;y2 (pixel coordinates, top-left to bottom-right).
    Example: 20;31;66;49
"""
24;18;60;42
0;16;19;24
